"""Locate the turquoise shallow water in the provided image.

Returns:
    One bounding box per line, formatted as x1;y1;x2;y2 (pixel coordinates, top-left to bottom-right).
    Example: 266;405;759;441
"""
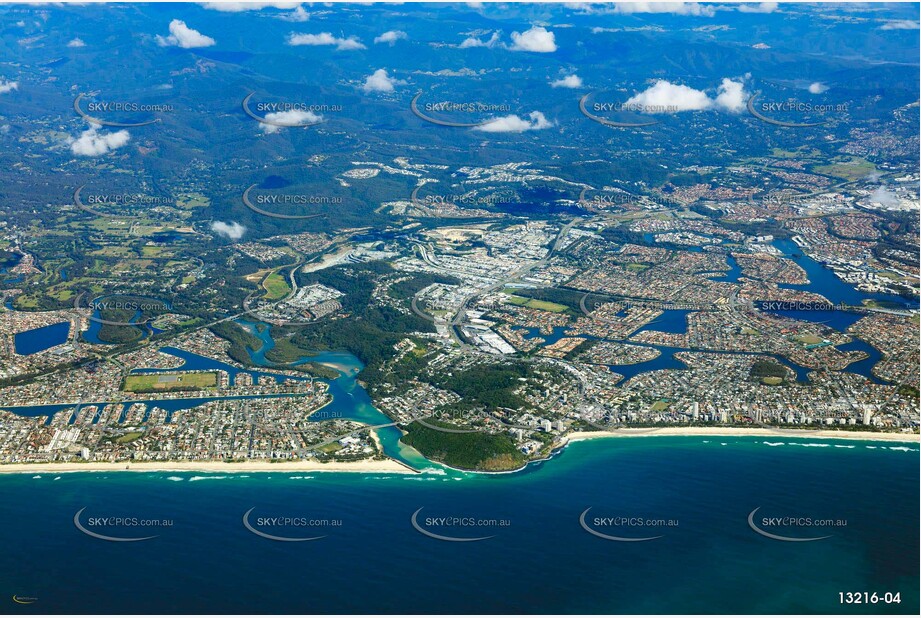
1;436;917;614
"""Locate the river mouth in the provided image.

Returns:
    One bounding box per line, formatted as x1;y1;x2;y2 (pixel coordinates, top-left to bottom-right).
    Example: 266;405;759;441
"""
235;320;435;471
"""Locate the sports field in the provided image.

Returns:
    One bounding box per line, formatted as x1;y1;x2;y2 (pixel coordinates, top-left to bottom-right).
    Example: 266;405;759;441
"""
123;372;218;392
506;295;568;313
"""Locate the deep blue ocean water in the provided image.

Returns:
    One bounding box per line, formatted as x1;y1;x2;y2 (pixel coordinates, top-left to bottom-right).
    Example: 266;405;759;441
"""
1;437;917;614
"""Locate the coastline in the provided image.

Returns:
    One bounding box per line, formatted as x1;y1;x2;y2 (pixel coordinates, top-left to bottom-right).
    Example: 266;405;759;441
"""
566;427;921;443
0;458;415;475
3;428;916;476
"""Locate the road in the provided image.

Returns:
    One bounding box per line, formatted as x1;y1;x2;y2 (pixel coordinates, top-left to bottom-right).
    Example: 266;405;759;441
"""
443;217;582;348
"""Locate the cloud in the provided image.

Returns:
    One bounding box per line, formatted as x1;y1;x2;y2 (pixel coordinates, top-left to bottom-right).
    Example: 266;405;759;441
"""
414;67;482;77
211;221;246;240
278;5;310;22
459;31;500;48
624;78;749;114
67;38;85;48
259;109;323;134
199;2;301;11
286;32;365;50
0;79;18;95
625;80;712;113
738;2;777;13
869;186;899;208
362;69;405;93
880;20;919;30
550;74;583;89
374;30;407;45
808;82;828;94
474;111;554;133
156;19;216;48
68;124;130;156
602;3;716;17
714;78;747;112
509;26;557;52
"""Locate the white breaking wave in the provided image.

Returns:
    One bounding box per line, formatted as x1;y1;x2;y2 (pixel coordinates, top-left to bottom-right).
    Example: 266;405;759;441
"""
885;446;917;452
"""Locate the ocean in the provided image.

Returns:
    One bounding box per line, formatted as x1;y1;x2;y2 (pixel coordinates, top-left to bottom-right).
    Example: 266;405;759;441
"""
1;436;917;614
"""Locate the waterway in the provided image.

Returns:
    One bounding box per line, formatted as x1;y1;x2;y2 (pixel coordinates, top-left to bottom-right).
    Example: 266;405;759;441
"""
773;238;915;309
13;322;70;355
235;322;432;470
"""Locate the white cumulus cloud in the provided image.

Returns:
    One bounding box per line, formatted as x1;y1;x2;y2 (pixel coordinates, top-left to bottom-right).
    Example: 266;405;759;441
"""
808;82;828;94
550;74;583;89
625;78;748;114
287;32;365;50
714;78;747;113
68;124;130;156
67;38;85;48
211;221;246;240
509;26;557;52
0;79;18;95
606;3;716;16
626;80;712;113
156;19;216;49
362;69;405;93
738;2;778;13
474;111;554;133
880;20;919;30
374;30;407;45
278;5;310;22
259;109;323;134
459;31;501;48
200;2;302;11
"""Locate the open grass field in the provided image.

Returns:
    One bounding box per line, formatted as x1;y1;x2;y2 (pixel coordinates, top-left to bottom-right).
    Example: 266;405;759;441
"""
262;272;292;301
507;295;568;313
116;431;144;443
141;246;175;258
175;193;210;209
793;334;824;345
123;372;218;393
813;157;876;182
48;288;74;301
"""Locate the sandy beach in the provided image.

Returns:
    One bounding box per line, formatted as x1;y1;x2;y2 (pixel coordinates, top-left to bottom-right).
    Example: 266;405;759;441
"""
0;458;415;475
566;427;920;443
